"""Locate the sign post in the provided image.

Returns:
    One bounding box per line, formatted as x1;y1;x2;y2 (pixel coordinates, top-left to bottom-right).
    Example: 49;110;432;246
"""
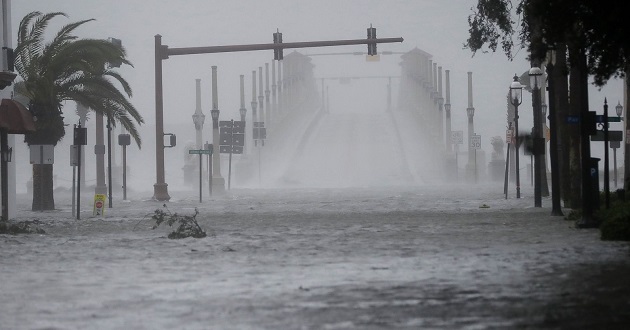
220;120;245;190
451;130;463;179
471;134;482;183
93;194;106;217
189;148;213;202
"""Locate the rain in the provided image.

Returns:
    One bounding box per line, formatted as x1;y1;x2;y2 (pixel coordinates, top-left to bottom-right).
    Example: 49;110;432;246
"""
2;1;630;328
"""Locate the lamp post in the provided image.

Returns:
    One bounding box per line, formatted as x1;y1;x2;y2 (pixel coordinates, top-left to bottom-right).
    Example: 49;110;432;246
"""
251;70;258;147
210;66;224;194
529;66;543;207
466;72;475;177
445;70;452;153
192;79;206;149
509;74;523;199
614;101;623;188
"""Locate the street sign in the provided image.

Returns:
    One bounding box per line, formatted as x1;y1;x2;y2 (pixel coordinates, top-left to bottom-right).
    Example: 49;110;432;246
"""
93;194;106;217
471;134;481;149
220;145;243;154
253;121;264;128
596;115;622;123
188;149;212;155
611;140;621;148
565;115;580;124
506;129;513;144
591;130;623;142
232;121;245;133
451;130;463;145
627;129;630;144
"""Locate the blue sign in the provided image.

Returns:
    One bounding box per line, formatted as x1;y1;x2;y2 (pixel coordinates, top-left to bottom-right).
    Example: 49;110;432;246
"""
565;115;580;124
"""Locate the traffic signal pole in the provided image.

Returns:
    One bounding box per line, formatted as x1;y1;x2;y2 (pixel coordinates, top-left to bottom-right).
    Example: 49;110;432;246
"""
153;32;403;201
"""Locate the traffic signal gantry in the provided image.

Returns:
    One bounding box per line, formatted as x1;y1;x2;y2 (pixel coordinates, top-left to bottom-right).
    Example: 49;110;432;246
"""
153;26;403;201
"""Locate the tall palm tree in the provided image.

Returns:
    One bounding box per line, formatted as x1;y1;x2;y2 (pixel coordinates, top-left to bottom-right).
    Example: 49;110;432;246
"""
13;11;143;210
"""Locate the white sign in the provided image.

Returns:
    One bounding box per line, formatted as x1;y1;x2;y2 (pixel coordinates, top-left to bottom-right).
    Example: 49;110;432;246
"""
70;145;79;166
471;134;482;149
29;145;54;164
506;129;513;144
451;131;464;145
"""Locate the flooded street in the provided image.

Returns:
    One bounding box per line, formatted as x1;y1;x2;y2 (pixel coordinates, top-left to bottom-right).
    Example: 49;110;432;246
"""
2;185;630;329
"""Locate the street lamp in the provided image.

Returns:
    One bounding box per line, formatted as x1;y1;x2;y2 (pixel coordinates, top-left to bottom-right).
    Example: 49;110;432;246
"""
529;66;543;207
211;109;219;125
239;107;247;122
614;101;623;189
509;74;523;199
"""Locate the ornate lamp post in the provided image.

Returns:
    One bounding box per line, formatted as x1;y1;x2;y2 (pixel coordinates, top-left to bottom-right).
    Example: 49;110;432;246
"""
509;74;523;198
614;101;623;188
529;66;544;207
210;66;224;194
466;72;475;175
192;79;205;149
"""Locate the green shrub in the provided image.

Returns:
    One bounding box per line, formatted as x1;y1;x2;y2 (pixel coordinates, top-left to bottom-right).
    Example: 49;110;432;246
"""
597;200;630;241
0;221;45;235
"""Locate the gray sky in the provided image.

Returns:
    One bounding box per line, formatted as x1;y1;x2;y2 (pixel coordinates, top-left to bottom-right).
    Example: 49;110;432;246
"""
10;0;624;187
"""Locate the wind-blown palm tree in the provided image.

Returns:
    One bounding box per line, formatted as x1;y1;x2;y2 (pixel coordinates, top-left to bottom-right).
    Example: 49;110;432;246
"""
13;11;144;210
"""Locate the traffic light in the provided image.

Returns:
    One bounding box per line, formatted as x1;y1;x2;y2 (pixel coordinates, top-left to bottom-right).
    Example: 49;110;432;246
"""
273;30;283;60
367;25;377;55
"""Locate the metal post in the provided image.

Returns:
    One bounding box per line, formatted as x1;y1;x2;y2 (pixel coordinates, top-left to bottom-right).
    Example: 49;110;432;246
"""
514;103;521;199
258;66;264;124
466;72;475;175
211;66;224;193
504;131;511;199
77;133;82;220
445;70;452;152
613;146;618;189
153;34;170;201
604;99;610;209
532;80;543;207
122;144;127;200
107;115;113;208
438;66;444;148
272;60;277;124
198;153;202;202
265;63;271;126
251;70;258;147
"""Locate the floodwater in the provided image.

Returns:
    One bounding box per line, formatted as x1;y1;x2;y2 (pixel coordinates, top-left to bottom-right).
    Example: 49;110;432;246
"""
2;184;630;329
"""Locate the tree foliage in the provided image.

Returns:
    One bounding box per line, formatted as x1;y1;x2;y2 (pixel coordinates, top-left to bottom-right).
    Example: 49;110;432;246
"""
13;11;144;146
465;0;630;86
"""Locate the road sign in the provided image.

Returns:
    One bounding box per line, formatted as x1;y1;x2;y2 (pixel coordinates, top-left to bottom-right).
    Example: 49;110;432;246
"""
451;131;463;145
220;145;243;154
506;129;513;144
253;121;264;128
93;194;106;217
188;149;212;155
611;140;621;148
591;130;623;142
565;115;580;124
596;115;622;123
471;134;481;149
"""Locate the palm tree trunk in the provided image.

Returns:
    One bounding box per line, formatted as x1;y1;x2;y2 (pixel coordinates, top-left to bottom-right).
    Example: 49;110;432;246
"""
555;43;571;206
32;163;55;210
568;44;583;209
